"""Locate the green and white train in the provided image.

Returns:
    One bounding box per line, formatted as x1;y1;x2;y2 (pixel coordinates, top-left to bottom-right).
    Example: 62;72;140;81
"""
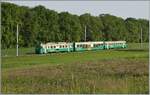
35;41;127;54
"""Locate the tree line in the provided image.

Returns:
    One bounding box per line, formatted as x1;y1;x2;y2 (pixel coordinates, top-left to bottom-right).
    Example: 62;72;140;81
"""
1;2;149;48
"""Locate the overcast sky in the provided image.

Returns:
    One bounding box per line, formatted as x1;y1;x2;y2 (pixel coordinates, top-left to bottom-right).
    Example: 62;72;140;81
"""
5;1;149;19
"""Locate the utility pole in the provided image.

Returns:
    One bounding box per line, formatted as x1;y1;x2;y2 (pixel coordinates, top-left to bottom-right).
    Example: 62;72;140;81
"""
140;27;142;48
16;24;19;56
84;25;86;42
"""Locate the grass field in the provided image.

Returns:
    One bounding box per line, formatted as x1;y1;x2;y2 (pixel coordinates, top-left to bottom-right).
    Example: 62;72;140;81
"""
1;43;149;94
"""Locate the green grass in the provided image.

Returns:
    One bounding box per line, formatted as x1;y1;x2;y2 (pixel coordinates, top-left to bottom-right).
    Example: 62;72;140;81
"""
1;47;35;57
1;43;149;94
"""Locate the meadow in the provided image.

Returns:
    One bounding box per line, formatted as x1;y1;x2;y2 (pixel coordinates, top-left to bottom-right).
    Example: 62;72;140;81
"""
1;43;149;94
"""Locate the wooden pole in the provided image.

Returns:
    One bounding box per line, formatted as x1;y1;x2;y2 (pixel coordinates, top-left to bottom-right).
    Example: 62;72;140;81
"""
85;25;86;42
16;24;19;56
140;27;142;48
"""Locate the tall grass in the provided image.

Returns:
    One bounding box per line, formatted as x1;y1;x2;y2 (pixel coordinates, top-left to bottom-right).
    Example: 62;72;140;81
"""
2;59;148;94
1;43;149;94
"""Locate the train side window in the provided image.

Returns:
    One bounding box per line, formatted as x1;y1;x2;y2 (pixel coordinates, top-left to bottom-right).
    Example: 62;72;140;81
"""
79;45;82;47
79;45;81;47
83;45;85;48
87;45;91;48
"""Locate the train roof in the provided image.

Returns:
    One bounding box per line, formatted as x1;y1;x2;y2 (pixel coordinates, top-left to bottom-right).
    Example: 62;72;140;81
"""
40;41;126;46
40;42;72;46
75;41;104;44
105;41;126;43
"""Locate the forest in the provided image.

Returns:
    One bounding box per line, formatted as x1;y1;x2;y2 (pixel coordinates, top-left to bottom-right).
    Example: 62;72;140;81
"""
1;2;149;48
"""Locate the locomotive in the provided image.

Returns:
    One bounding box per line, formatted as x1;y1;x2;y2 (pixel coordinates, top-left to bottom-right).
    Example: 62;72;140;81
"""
35;41;127;54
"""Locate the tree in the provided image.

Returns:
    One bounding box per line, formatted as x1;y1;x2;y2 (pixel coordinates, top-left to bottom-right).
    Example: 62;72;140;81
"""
59;12;82;42
1;2;149;49
138;19;149;42
79;13;92;41
125;18;141;42
1;2;23;48
100;14;127;41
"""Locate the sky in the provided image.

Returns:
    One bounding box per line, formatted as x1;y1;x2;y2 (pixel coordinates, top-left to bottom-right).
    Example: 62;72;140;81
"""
5;1;149;19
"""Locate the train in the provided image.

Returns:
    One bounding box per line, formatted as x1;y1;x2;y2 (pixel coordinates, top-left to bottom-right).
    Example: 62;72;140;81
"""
35;41;127;54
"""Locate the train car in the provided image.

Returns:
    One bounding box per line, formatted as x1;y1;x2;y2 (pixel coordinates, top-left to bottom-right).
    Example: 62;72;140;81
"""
104;41;127;49
75;42;92;51
35;42;74;54
35;41;127;54
92;41;105;50
75;41;104;51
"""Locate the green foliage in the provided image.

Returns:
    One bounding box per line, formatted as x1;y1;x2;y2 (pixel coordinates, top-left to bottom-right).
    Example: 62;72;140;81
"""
80;13;104;41
100;14;128;41
1;2;149;49
59;12;82;42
